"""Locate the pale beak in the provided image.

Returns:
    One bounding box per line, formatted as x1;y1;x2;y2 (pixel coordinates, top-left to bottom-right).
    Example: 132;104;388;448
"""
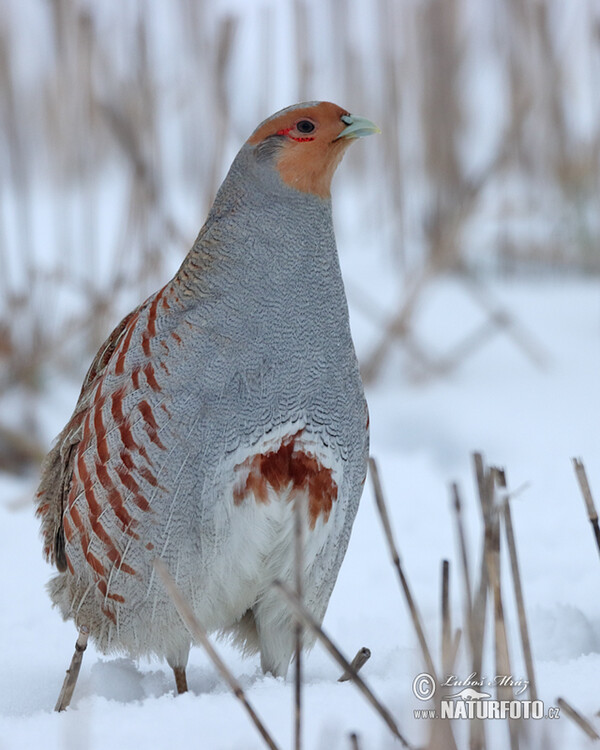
335;114;381;140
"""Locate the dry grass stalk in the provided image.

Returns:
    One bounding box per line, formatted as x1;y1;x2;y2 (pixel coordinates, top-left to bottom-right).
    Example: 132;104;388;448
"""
54;625;89;712
418;0;464;271
361;270;431;384
486;469;519;750
470;454;490;670
451;483;473;644
338;647;371;683
293;494;304;750
376;0;404;261
362;266;549;387
441;559;451;676
468;580;487;750
438;557;462;727
0;422;45;474
203;15;238;213
556;697;600;741
468;453;492;750
501;496;537;702
153;558;281;750
293;0;311;102
369;458;459;750
572;458;600;558
438;560;462;679
348;732;361;750
459;277;549;370
271;579;413;749
368;457;438;682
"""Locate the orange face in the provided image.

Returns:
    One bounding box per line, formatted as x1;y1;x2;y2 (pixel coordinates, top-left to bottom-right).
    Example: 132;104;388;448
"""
247;102;358;199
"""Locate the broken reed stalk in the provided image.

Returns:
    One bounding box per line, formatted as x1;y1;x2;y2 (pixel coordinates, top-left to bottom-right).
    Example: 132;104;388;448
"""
368;457;438;682
481;463;520;750
572;458;600;558
470;453;491;674
469;576;489;749
272;579;414;749
54;625;89;712
469;453;493;750
470;553;489;666
338;647;372;682
485;508;519;750
556;697;600;741
153;558;280;750
441;560;451;675
459;276;549;370
368;458;459;750
501;496;538;702
439;560;461;676
473;453;489;513
293;495;304;750
451;483;473;639
432;559;463;750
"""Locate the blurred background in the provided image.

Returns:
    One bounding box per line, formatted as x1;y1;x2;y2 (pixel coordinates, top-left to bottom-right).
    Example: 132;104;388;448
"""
1;0;599;474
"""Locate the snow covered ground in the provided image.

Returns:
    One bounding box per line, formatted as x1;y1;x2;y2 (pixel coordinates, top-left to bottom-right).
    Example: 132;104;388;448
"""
1;274;599;749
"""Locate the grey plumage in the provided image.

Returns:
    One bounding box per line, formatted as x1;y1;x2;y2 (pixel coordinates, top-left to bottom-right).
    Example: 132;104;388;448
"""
36;101;375;688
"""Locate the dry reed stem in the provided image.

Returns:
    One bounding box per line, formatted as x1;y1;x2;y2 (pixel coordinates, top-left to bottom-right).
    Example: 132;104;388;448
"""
362;259;550;386
349;732;361;750
469;453;492;750
153;558;281;750
368;457;438;682
54;625;89;712
293;0;311;101
556;697;600;741
441;560;451;676
439;558;463;750
501;497;537;702
473;453;492;517
451;483;473;643
460;277;549;370
485;507;519;750
376;0;404;257
438;562;461;677
482;463;520;750
469;560;488;750
349;272;447;383
362;270;431;384
338;647;371;682
293;494;304;750
369;457;459;750
572;458;600;558
204;15;237;212
470;453;490;672
272;580;413;749
0;422;45;473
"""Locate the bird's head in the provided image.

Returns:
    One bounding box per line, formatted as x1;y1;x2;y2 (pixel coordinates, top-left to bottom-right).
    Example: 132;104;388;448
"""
247;101;379;199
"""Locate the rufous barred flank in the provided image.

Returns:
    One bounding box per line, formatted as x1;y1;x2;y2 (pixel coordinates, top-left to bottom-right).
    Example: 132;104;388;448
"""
36;101;378;695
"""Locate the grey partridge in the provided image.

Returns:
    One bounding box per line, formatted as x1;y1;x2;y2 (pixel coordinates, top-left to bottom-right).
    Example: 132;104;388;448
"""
36;101;377;694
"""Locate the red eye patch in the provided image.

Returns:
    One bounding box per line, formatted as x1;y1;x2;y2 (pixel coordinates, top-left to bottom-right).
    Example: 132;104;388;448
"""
276;126;315;142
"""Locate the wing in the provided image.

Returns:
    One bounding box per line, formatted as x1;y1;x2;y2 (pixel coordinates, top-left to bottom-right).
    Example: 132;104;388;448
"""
35;288;162;571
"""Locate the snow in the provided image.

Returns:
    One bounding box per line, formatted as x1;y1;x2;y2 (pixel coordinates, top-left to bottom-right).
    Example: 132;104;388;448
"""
2;0;600;744
1;275;599;749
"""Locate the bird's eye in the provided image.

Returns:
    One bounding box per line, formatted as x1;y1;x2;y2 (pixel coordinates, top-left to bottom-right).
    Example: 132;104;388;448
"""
296;120;315;134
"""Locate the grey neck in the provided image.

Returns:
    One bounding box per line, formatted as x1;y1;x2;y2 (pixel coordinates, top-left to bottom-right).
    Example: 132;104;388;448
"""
173;145;346;328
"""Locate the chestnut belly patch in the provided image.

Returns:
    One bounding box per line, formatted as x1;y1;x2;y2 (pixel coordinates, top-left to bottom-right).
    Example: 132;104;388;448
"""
233;432;338;529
